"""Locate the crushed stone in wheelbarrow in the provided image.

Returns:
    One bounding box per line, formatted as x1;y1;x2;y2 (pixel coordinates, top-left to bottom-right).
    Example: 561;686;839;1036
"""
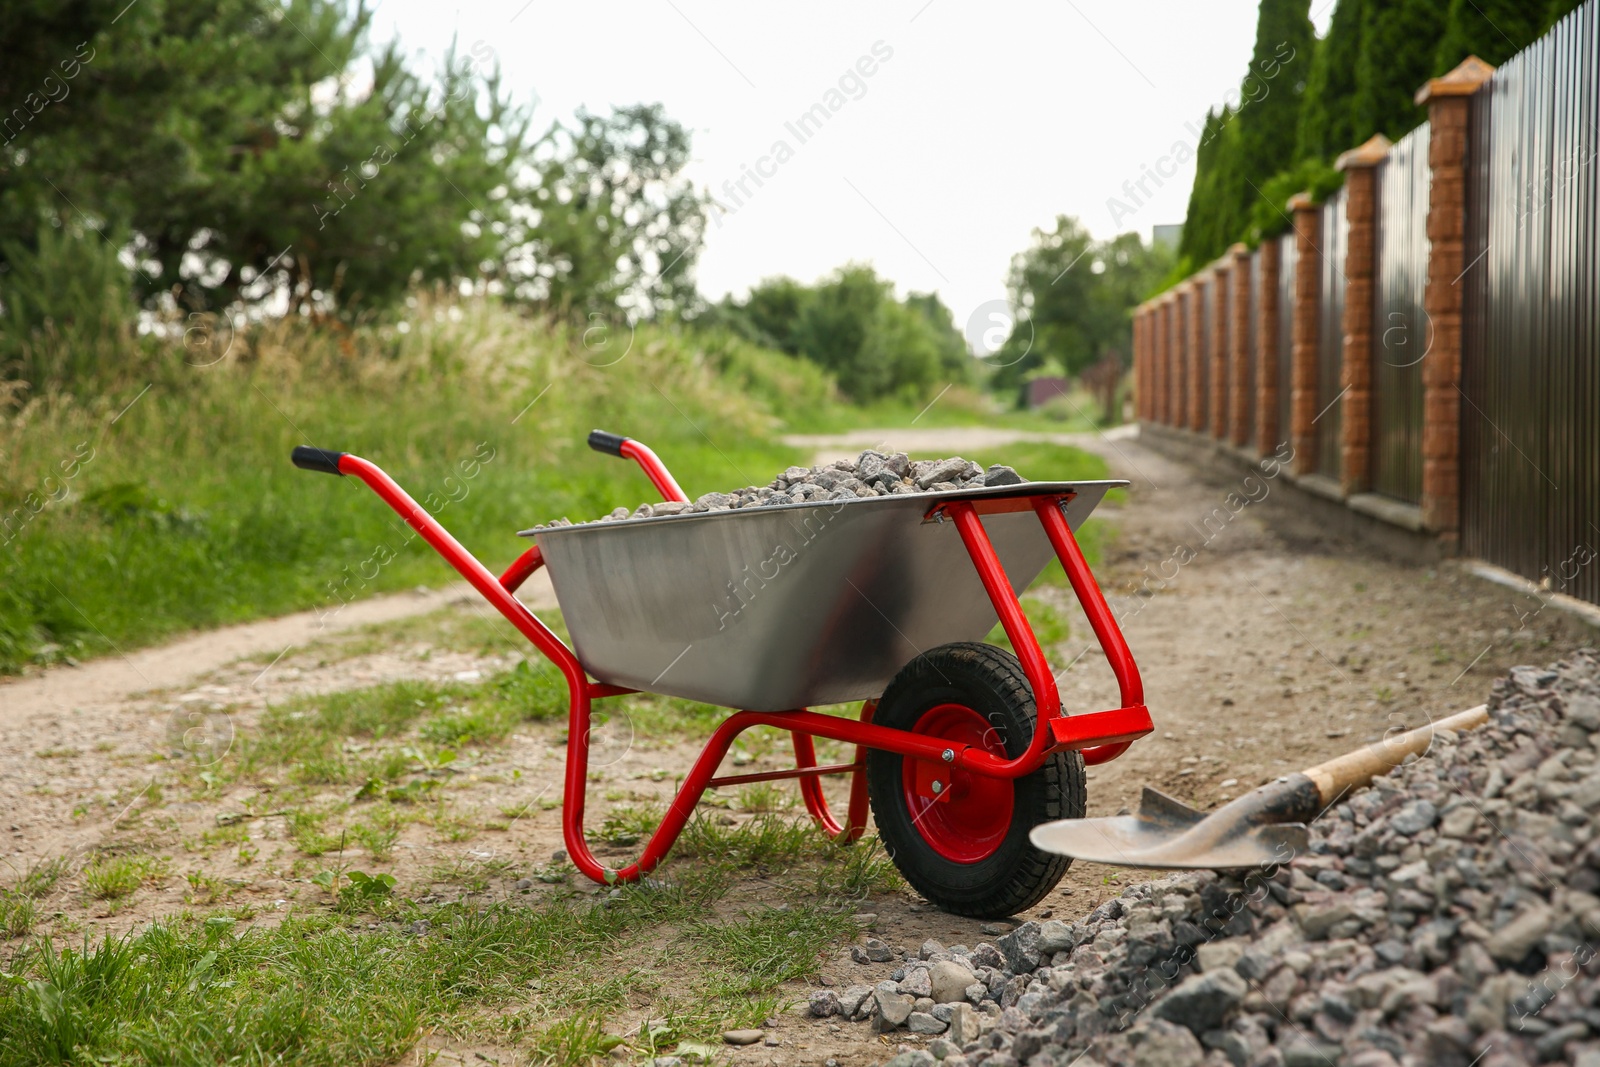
528;451;1025;529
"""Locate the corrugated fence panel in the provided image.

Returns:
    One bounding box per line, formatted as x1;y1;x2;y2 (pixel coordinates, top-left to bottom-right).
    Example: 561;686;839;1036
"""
1199;277;1213;431
1463;0;1600;606
1246;250;1260;449
1372;123;1430;504
1218;270;1231;437
1278;233;1296;451
1317;189;1348;480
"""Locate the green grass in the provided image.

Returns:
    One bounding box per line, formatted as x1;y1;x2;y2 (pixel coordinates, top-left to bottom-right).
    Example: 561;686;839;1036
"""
0;818;894;1066
81;855;166;902
0;298;833;674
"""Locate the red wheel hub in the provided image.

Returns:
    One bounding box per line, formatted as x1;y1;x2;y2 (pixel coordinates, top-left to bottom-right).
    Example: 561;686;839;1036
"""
901;703;1013;863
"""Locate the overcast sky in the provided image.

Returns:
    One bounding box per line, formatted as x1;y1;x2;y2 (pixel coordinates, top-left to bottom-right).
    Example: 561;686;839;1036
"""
369;1;1334;332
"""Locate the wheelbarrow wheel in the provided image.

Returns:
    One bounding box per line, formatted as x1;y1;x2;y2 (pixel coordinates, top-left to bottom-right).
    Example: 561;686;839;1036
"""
866;642;1085;919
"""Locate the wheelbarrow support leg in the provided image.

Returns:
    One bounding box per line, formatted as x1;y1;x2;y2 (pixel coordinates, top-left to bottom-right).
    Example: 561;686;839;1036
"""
790;698;874;843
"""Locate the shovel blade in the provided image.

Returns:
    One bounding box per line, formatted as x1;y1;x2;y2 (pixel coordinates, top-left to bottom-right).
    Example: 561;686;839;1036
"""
1030;786;1308;870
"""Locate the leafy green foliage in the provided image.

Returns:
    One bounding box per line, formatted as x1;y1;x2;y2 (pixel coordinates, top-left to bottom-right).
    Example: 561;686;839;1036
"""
1297;0;1367;163
0;1;708;394
1187;0;1569;266
992;219;1171;397
517;104;705;319
1353;0;1445;142
1434;0;1546;71
711;265;970;401
1180;0;1315;266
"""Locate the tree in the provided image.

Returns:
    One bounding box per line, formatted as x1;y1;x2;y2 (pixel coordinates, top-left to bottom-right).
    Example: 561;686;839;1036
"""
1434;0;1542;72
0;1;533;318
514;104;706;320
1353;0;1446;143
994;218;1172;398
1234;0;1316;225
1297;0;1366;162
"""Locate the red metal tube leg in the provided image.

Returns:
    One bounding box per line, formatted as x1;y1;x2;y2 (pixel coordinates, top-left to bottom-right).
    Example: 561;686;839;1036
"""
500;544;544;593
944;501;1062;776
792;732;847;838
1031;498;1146;764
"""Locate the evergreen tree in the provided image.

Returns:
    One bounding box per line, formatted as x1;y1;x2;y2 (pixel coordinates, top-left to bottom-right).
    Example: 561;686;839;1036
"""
1434;0;1541;72
1544;0;1586;31
1178;109;1227;264
1235;0;1317;217
1296;0;1367;162
1353;0;1444;143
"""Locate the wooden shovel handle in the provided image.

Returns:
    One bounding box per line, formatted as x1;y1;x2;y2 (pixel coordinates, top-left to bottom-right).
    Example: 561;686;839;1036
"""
1304;704;1488;805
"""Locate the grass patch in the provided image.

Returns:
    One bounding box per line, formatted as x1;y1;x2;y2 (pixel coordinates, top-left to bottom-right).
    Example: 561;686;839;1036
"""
0;815;891;1064
81;855;167;902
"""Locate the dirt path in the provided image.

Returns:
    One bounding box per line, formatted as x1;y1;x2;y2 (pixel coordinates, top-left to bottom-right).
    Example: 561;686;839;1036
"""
1;424;1594;1065
0;573;555;727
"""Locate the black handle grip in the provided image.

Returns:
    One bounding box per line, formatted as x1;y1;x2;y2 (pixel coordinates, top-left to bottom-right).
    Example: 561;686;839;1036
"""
587;430;628;457
291;446;347;476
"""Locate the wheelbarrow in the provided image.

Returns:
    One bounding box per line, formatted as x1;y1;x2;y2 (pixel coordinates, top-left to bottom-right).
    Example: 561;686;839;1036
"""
290;430;1154;918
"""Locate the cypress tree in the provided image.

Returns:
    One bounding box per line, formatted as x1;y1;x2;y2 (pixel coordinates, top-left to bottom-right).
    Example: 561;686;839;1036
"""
1236;0;1317;198
1353;0;1446;143
1297;0;1366;162
1178;109;1227;264
1434;0;1542;72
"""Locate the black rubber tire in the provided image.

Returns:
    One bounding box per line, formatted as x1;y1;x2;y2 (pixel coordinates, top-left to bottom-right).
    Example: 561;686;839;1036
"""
866;642;1085;919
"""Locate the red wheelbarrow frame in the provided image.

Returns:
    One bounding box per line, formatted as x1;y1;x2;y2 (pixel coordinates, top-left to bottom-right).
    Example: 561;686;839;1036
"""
290;436;1153;885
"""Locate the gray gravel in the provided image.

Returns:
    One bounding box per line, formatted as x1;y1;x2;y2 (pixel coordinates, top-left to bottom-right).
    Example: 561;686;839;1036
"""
527;451;1024;529
848;651;1600;1067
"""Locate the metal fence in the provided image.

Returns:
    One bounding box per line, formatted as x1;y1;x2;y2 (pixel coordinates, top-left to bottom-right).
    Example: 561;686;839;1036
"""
1462;0;1600;606
1372;124;1431;504
1216;271;1231;436
1316;189;1348;480
1244;250;1259;448
1198;276;1213;431
1134;0;1598;606
1277;232;1296;451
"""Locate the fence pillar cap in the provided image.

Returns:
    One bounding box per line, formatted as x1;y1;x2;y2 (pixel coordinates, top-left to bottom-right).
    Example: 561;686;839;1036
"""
1287;191;1318;212
1335;133;1392;171
1228;242;1250;261
1415;55;1496;105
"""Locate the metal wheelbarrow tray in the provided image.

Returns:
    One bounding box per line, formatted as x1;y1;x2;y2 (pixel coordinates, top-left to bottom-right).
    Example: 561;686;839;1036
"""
289;430;1156;919
530;480;1118;711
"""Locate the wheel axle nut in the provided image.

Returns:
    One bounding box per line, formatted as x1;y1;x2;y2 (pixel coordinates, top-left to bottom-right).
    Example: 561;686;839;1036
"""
931;780;943;794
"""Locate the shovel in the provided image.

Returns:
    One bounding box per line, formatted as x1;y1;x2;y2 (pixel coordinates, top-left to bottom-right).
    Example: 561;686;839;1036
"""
1030;704;1488;870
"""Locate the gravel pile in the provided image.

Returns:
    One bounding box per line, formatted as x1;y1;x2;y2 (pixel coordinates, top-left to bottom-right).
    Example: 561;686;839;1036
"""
833;651;1600;1067
528;451;1024;529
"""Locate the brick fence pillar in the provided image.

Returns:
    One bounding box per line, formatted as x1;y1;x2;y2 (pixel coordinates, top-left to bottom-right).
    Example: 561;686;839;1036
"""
1335;133;1392;496
1257;238;1281;453
1229;243;1252;447
1417;56;1495;535
1185;279;1206;432
1288;193;1322;476
1171;295;1184;425
1141;307;1152;421
1133;308;1145;421
1210;263;1230;440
